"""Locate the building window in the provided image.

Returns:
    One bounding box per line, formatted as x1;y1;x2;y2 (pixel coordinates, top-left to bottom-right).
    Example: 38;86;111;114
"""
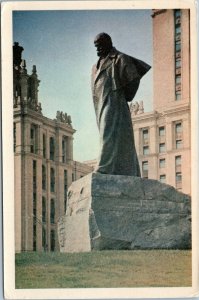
33;193;37;219
42;165;46;190
43;134;46;158
176;91;181;100
33;160;37;191
143;146;149;155
42;197;46;223
42;228;47;251
30;128;34;153
72;173;75;182
159;126;165;136
50;230;55;252
33;184;37;251
30;124;38;154
50;137;55;161
175;9;181;19
174;9;182;101
142;129;149;140
175;26;181;34
175;59;181;68
50;199;55;224
175;122;182;133
176;171;182;190
142;161;148;171
176;139;182;149
64;170;68;212
175;41;181;52
142;161;148;179
175;155;181;166
50;168;55;192
175;76;181;84
176;172;182;182
160;174;166;183
62;139;65;163
175;155;182;173
159;143;166;153
159;158;166;168
14;123;16;152
33;222;37;251
62;136;68;163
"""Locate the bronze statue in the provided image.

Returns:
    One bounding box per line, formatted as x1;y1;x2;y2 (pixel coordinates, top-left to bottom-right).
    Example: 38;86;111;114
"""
91;33;151;176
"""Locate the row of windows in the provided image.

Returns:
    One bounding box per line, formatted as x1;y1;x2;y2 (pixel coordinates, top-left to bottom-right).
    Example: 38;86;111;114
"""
33;160;56;251
142;155;181;172
42;166;73;195
142;122;182;140
42;197;55;224
42;228;55;252
29;125;70;163
142;122;182;155
142;155;182;188
174;9;182;101
143;139;182;155
143;172;182;185
159;172;182;184
45;135;69;162
13;122;66;160
42;166;55;192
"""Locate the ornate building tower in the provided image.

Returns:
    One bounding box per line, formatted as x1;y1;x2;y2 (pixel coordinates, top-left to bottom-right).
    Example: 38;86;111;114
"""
13;43;92;252
132;9;191;195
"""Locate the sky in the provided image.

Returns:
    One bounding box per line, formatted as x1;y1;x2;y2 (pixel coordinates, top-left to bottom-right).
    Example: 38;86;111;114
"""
13;10;153;162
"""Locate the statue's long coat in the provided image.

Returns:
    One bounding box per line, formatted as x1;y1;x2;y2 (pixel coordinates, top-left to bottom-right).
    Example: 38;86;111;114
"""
91;47;151;176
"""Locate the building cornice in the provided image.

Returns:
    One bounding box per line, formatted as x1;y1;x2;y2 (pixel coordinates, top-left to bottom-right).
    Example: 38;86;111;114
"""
151;9;167;18
14;107;76;134
161;103;190;117
132;110;159;123
132;103;190;125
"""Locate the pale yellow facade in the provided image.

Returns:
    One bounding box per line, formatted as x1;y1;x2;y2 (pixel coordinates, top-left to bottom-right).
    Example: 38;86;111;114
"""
13;47;92;252
132;9;191;195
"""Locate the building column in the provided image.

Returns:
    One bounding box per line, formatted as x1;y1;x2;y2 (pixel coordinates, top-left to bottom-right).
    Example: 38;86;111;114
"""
133;127;140;155
150;124;157;154
46;161;51;252
36;159;43;251
37;124;43;156
46;129;50;160
21;118;33;251
67;137;73;164
56;130;62;163
166;116;173;152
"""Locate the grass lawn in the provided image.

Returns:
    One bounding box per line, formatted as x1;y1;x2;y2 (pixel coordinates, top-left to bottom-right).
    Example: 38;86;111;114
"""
15;250;191;288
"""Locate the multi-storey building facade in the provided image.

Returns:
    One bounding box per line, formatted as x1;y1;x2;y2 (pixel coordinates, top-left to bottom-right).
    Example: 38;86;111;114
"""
13;43;92;252
132;9;191;195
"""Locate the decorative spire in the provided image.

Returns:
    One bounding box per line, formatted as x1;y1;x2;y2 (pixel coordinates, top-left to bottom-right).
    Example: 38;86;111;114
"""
13;43;42;114
32;65;37;75
21;59;27;74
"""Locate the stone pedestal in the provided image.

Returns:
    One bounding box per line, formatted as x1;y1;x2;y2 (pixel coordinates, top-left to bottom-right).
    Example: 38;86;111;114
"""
58;173;191;252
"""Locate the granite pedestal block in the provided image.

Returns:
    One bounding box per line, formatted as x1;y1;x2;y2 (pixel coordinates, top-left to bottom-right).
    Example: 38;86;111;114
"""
58;173;191;252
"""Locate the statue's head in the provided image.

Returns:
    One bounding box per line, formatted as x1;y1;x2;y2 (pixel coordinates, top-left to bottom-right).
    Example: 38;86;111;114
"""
94;33;113;58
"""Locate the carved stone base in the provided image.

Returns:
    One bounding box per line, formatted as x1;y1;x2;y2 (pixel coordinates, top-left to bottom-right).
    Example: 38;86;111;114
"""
58;173;191;252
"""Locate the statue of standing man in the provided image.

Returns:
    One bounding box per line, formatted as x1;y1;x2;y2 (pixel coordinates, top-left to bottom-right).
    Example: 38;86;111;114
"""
91;33;151;176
